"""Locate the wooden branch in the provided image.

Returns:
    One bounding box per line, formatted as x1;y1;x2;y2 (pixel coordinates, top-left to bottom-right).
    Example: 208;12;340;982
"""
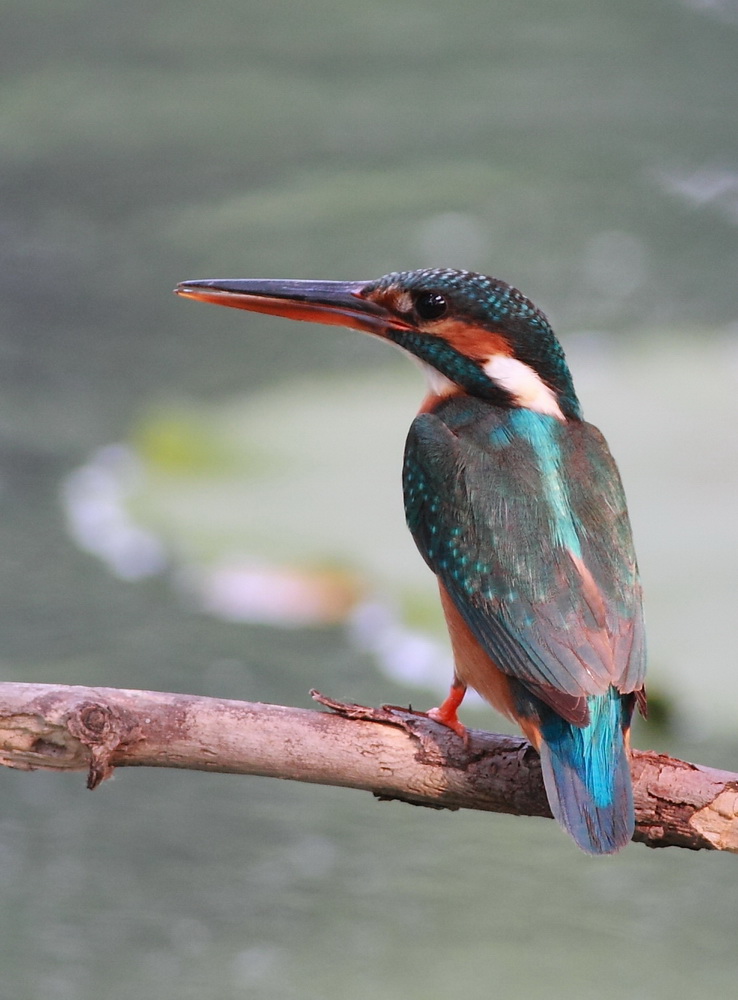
0;681;735;852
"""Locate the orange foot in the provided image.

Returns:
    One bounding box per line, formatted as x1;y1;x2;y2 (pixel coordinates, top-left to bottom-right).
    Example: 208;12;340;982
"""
427;681;469;744
382;679;469;743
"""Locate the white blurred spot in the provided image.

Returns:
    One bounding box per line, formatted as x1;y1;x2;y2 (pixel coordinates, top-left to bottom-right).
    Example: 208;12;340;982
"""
655;166;738;223
350;600;442;686
191;561;361;627
60;445;167;580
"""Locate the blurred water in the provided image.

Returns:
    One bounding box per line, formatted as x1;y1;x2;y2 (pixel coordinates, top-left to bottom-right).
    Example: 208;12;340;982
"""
1;1;738;997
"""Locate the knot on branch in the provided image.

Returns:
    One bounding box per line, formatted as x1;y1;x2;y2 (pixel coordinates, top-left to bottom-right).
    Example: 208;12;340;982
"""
66;699;142;789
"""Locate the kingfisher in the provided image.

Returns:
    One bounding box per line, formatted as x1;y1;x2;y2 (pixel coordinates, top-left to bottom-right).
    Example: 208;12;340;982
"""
175;268;646;854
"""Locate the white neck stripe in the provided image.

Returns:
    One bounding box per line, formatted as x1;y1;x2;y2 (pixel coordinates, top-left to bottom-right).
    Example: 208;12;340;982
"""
482;355;565;419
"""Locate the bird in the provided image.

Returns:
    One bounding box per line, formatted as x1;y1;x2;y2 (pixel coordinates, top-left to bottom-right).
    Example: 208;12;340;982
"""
175;267;646;854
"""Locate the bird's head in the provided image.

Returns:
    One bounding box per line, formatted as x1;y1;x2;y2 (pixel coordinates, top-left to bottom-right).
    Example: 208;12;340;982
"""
175;267;581;420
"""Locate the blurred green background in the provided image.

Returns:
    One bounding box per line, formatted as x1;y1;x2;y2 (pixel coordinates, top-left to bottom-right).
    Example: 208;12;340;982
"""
2;1;738;997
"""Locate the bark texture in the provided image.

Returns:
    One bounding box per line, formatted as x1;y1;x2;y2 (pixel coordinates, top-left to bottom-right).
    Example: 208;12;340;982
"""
0;682;735;852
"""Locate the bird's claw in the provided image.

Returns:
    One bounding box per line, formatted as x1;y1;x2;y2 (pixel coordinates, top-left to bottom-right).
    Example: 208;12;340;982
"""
381;702;469;746
427;705;470;746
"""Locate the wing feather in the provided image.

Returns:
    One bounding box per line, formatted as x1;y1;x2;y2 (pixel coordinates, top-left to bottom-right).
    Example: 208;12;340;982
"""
403;398;645;718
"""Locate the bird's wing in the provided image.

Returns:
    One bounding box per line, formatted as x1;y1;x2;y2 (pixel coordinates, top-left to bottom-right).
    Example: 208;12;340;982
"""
403;408;645;719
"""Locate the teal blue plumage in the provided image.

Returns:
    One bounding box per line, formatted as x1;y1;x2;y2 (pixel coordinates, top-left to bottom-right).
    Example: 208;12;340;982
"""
404;394;645;853
535;689;635;854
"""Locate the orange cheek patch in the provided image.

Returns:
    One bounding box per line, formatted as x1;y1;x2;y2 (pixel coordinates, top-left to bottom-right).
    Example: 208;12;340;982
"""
432;320;513;361
360;291;511;360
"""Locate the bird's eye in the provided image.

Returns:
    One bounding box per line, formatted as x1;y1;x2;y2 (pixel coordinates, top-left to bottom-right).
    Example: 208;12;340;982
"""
413;291;448;321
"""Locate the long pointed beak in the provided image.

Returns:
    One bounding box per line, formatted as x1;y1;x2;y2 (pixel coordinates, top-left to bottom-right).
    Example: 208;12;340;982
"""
174;277;399;336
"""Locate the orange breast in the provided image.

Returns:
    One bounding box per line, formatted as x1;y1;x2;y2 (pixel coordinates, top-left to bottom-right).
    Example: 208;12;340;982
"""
438;583;541;748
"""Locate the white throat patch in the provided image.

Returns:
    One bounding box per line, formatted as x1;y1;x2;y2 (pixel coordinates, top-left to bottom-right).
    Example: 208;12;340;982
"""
420;362;457;399
483;355;565;419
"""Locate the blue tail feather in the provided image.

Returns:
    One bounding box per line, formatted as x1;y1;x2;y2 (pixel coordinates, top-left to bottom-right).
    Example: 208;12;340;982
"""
537;688;635;855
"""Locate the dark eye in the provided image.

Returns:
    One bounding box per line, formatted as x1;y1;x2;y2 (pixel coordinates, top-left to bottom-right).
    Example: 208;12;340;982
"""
413;291;448;321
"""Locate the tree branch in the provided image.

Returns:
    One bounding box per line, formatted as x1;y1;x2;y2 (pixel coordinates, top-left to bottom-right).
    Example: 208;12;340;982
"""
0;681;735;852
